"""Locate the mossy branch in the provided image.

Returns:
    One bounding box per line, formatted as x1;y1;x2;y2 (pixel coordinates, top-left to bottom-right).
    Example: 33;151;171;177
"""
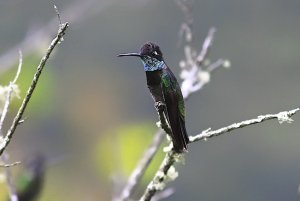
140;108;299;201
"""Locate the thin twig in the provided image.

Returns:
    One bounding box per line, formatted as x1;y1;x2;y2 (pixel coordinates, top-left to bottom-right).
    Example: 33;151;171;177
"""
139;108;300;201
139;151;177;201
180;27;220;99
115;130;165;201
189;108;300;142
53;3;62;27
207;58;226;72
196;27;216;65
0;89;14;134
13;51;23;84
0;0;134;75
0;51;22;201
2;154;20;201
0;22;69;156
115;103;172;201
17;118;27;125
0;160;21;168
0;51;22;133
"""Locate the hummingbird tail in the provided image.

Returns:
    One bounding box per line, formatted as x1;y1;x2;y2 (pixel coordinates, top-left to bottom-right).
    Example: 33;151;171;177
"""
165;106;189;153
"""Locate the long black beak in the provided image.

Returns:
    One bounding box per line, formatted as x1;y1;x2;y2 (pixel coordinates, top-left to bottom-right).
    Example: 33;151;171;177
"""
117;53;141;57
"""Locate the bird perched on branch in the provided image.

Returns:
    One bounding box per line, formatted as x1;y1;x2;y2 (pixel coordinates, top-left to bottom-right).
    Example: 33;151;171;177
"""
118;42;189;153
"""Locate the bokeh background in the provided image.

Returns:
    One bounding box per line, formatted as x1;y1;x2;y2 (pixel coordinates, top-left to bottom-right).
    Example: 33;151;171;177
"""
0;0;300;200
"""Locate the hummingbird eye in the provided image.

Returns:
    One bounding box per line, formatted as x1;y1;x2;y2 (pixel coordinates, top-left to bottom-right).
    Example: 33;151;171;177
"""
152;51;158;56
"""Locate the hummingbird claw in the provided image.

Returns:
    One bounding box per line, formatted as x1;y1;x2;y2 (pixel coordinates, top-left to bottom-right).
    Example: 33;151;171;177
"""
155;101;166;111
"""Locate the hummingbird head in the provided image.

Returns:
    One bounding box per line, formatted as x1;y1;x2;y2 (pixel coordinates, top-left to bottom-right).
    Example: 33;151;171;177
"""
118;42;165;71
26;154;46;177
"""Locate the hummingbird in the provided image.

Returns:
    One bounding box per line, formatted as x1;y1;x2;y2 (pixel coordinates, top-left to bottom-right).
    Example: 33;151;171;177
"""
118;42;189;153
15;154;45;201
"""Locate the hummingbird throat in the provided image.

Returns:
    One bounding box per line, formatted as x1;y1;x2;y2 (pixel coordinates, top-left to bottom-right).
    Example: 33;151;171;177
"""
141;56;165;71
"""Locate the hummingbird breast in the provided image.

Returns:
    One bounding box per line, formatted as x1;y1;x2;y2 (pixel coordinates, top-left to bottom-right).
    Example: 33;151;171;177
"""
146;70;162;86
145;70;164;103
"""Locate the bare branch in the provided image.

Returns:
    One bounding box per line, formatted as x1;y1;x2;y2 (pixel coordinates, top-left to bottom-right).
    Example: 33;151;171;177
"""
206;58;227;72
189;108;300;142
53;3;62;27
115;130;165;201
1;153;20;201
117;2;226;200
118;1;297;200
13;51;23;84
0;22;69;156
115;97;172;201
0;51;22;201
139;108;299;201
0;86;14;133
196;27;216;65
0;51;22;133
139;151;177;201
180;27;223;99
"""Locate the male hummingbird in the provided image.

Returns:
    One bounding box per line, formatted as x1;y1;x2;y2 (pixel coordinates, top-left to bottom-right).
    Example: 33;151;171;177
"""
118;42;189;153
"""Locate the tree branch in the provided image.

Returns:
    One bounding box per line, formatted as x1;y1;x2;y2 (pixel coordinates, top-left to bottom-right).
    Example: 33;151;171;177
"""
196;27;216;65
0;22;69;156
0;161;21;168
0;51;22;201
0;51;22;134
139;150;177;201
114;130;165;201
115;1;227;200
139;108;299;201
190;108;300;142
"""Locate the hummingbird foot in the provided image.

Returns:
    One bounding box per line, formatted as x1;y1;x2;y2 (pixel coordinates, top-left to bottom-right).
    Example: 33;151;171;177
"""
154;101;166;112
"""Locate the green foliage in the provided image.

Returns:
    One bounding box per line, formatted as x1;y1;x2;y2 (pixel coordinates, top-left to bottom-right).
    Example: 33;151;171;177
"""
0;54;55;114
95;123;165;183
0;182;8;201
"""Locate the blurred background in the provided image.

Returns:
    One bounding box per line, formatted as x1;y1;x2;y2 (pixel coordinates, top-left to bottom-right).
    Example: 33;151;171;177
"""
0;0;300;200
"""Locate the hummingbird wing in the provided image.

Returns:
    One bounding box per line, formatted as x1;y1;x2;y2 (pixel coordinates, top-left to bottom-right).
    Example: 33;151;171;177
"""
161;67;189;152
